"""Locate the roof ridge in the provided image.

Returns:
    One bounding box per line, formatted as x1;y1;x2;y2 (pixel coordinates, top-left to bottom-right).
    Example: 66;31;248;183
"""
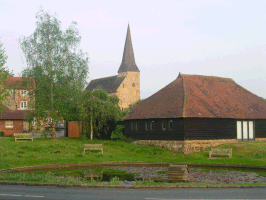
181;73;234;80
90;75;118;82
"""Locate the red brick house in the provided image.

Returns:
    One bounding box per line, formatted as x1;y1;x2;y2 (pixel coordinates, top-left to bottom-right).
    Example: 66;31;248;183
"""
0;106;27;136
123;73;266;154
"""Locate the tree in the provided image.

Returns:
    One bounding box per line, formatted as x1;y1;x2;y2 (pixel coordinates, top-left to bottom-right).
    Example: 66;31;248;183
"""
0;38;13;113
79;88;122;140
20;8;89;140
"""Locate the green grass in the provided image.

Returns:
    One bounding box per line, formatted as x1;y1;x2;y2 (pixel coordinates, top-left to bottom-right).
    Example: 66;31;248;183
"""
0;138;266;170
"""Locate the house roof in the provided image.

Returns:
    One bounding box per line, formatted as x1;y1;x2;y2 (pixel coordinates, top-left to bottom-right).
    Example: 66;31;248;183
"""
117;24;140;73
0;106;27;120
4;77;35;89
86;75;126;93
124;73;266;120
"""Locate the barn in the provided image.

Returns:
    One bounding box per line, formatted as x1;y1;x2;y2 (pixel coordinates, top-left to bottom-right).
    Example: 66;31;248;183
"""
123;73;266;154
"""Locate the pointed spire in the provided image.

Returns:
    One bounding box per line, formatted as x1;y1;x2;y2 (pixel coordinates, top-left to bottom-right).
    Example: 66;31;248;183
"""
118;24;140;73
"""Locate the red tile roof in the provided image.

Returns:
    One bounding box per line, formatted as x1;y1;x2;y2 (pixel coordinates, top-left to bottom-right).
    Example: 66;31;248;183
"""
124;74;266;120
0;106;27;120
4;77;35;89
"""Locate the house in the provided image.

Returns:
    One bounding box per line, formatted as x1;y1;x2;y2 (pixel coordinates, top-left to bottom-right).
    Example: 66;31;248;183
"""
0;106;27;135
0;77;35;136
123;73;266;154
86;24;140;110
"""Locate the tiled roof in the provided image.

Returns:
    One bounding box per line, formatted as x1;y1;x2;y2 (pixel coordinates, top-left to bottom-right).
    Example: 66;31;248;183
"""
118;24;140;73
0;106;27;120
86;75;126;93
124;73;266;120
5;77;35;89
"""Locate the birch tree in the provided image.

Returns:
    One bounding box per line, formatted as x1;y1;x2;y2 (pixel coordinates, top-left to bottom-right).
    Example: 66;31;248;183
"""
20;9;89;140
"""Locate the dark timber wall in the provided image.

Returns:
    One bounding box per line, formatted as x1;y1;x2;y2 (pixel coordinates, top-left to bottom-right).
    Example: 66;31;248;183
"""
184;118;237;140
255;120;266;138
124;118;184;140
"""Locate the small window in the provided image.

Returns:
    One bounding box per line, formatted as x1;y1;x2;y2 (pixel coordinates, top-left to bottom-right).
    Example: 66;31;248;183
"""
135;122;138;131
162;121;166;131
145;122;149;131
21;90;27;95
169;120;173;131
150;121;154;131
20;101;27;109
10;89;14;94
5;121;13;129
131;122;134;131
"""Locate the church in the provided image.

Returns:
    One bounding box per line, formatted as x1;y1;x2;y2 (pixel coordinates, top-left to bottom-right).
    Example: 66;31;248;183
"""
86;25;140;110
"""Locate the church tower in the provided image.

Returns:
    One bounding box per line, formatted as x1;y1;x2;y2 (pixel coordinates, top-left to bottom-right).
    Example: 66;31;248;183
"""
117;24;140;109
86;24;140;110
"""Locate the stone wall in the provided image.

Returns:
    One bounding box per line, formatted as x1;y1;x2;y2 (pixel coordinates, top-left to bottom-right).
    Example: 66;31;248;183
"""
255;138;266;142
133;139;239;154
116;71;140;109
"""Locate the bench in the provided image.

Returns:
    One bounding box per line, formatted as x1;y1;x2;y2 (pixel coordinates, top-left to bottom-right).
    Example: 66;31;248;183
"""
14;133;33;142
84;144;103;153
209;148;232;158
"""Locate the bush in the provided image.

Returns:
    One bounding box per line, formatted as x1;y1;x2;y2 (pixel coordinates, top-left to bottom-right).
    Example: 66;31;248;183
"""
0;131;4;137
41;130;51;139
111;125;126;140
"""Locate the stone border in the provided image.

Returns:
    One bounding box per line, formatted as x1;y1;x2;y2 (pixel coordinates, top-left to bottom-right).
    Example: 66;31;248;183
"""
0;181;265;189
1;161;266;173
0;162;266;189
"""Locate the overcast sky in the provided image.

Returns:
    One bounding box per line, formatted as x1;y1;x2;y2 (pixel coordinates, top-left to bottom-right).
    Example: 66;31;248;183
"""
1;0;266;99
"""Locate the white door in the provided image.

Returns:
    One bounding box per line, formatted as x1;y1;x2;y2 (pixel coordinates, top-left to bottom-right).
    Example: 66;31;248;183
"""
248;121;254;140
237;121;242;140
243;121;248;140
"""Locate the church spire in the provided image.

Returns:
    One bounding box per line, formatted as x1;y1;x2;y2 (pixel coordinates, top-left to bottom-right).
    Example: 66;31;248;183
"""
118;24;140;73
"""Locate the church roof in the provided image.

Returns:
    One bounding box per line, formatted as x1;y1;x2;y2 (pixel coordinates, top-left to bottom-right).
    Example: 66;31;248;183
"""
118;24;140;73
86;75;126;93
124;74;266;120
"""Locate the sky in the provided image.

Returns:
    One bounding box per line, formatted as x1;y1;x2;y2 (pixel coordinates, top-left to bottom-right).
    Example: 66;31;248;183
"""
1;0;266;99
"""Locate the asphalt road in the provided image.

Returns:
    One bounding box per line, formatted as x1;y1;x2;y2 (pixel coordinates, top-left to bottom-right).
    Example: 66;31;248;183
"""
0;185;266;200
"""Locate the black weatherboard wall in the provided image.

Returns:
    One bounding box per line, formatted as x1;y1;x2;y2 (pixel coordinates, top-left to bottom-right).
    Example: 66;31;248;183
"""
183;118;237;140
124;118;184;140
255;119;266;139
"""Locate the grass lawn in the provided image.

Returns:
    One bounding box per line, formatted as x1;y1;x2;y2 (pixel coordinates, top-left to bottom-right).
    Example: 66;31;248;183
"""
0;137;266;170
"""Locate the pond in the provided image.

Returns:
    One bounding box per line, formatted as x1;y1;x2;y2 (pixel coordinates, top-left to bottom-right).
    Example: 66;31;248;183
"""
8;164;266;185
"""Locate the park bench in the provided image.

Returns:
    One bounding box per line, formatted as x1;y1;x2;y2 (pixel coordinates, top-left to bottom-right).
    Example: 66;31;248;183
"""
84;144;103;153
14;133;33;142
209;148;232;158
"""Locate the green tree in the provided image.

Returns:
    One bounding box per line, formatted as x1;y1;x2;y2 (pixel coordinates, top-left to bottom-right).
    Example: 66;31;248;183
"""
20;8;89;140
79;88;122;140
0;38;13;113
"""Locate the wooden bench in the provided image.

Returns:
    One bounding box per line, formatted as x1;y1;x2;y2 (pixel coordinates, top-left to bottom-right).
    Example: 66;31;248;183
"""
84;144;103;153
14;133;33;142
209;148;232;158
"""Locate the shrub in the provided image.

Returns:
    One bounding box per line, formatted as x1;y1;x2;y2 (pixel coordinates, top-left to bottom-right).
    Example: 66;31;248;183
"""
111;125;126;140
0;131;4;137
41;130;51;139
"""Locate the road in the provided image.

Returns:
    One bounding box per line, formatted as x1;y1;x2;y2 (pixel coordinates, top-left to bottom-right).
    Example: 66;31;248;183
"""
0;185;265;199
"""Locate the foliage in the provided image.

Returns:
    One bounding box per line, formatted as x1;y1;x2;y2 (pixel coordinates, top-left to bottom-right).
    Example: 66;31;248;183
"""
79;88;122;140
110;176;120;185
0;131;4;137
40;130;51;139
122;99;141;118
19;8;89;140
111;125;126;140
0;38;13;113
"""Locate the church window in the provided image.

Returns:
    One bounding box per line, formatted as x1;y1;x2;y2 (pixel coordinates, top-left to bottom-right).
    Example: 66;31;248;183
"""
131;122;134;131
145;122;149;131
